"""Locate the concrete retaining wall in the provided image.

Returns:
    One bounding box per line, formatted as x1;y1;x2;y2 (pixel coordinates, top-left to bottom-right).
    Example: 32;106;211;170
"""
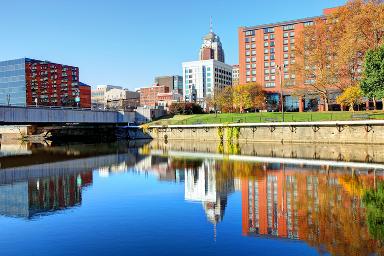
144;120;384;144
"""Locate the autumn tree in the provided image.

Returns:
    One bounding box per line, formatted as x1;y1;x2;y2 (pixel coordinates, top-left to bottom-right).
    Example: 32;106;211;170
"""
293;18;339;111
330;0;384;91
336;84;363;111
360;44;384;109
232;83;264;112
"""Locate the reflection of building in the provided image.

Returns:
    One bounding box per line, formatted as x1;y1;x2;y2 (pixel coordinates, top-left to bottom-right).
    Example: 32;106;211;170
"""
240;163;383;255
0;172;92;219
185;160;234;224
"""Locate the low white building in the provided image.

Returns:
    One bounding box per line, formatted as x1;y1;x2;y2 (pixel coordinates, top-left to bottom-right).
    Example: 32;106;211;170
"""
182;59;233;104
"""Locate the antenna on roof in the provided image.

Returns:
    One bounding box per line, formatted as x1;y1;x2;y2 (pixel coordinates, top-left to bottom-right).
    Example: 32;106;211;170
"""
210;16;213;33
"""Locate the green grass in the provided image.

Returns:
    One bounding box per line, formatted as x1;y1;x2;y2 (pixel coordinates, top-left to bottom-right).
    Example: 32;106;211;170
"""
149;111;384;125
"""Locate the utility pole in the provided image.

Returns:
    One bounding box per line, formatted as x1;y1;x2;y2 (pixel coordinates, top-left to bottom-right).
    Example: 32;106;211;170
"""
277;64;285;122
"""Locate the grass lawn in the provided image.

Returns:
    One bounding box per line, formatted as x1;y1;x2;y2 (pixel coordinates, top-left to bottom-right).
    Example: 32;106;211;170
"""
149;111;384;125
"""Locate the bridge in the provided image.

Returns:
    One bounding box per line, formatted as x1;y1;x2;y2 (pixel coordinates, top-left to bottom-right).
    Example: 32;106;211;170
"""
0;106;135;124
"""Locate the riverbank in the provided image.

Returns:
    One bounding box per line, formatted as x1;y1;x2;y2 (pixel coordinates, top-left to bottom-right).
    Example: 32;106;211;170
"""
143;120;384;144
150;111;384;125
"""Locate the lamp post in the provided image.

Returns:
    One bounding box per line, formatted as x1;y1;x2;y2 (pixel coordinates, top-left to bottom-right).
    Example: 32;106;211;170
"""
277;64;285;122
6;94;10;106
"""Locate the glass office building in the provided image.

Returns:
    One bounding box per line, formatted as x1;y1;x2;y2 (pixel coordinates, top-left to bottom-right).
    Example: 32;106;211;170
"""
0;58;27;106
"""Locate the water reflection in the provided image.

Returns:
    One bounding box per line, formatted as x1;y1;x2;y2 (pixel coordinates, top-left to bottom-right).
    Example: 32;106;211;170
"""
0;142;383;255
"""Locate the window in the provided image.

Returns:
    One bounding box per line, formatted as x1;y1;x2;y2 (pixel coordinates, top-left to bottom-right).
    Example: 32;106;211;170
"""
264;27;275;33
271;75;276;80
245;30;255;36
264;48;269;54
283;32;289;38
245;38;250;43
251;57;256;62
270;48;275;53
264;42;269;47
283;24;294;31
284;67;289;73
252;77;256;82
270;54;275;60
270;62;276;67
304;21;314;27
284;60;289;65
252;64;256;68
264;55;269;60
246;44;250;49
270;34;275;39
252;43;256;48
265;76;270;81
252;70;256;75
246;64;251;69
207;67;211;71
284;39;289;45
264;69;270;74
246;51;250;56
270;41;275;47
291;59;296;64
283;46;289;52
252;50;256;55
246;71;251;75
246;58;251;62
290;38;295;44
252;37;256;42
290;31;295;37
284;53;289;59
284;74;289;79
271;68;276;74
264;62;270;67
264;35;268;40
265;82;275;87
246;77;251;82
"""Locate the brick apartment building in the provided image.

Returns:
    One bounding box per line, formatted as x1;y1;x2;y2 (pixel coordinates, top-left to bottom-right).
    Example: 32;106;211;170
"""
0;58;90;108
79;82;92;108
238;8;339;112
139;84;170;107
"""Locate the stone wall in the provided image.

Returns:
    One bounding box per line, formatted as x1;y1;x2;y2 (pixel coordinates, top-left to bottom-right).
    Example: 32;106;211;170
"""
144;121;384;144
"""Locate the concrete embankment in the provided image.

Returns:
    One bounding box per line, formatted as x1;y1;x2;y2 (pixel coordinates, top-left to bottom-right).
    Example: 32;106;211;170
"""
142;120;384;144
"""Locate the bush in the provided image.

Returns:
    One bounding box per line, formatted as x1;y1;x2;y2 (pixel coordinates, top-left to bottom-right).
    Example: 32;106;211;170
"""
169;102;203;115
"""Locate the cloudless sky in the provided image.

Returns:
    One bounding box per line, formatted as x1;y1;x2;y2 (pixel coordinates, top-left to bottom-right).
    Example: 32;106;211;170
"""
0;0;346;90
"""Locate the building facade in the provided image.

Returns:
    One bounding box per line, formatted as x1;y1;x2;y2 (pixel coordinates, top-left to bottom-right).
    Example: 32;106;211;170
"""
79;82;92;109
238;8;339;112
182;60;232;103
0;58;82;107
104;88;140;111
232;65;240;86
91;85;123;109
199;28;225;63
154;75;183;95
139;84;170;107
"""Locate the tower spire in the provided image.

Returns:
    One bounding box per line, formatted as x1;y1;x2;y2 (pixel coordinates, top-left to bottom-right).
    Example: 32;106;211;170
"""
210;16;213;33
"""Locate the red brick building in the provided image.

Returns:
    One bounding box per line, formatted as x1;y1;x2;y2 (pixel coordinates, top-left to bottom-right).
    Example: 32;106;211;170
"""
25;58;80;107
79;82;92;108
238;8;339;112
139;84;170;107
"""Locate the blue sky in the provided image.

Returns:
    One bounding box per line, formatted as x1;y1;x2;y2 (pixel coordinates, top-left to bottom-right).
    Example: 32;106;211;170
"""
0;0;345;90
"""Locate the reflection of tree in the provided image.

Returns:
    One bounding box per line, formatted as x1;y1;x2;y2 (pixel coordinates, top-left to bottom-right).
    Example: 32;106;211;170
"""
363;182;384;243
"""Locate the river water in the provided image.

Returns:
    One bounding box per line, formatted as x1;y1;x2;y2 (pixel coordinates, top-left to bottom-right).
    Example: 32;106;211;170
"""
0;140;383;256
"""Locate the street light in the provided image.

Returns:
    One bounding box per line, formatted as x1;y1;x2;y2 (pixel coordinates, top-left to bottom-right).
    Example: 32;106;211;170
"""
6;94;10;106
276;64;285;122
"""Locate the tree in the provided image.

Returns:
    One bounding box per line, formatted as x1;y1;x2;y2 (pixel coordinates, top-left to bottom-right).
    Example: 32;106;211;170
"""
363;182;384;242
360;44;384;109
293;18;339;111
214;86;234;113
330;0;384;91
336;84;363;111
233;83;264;112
